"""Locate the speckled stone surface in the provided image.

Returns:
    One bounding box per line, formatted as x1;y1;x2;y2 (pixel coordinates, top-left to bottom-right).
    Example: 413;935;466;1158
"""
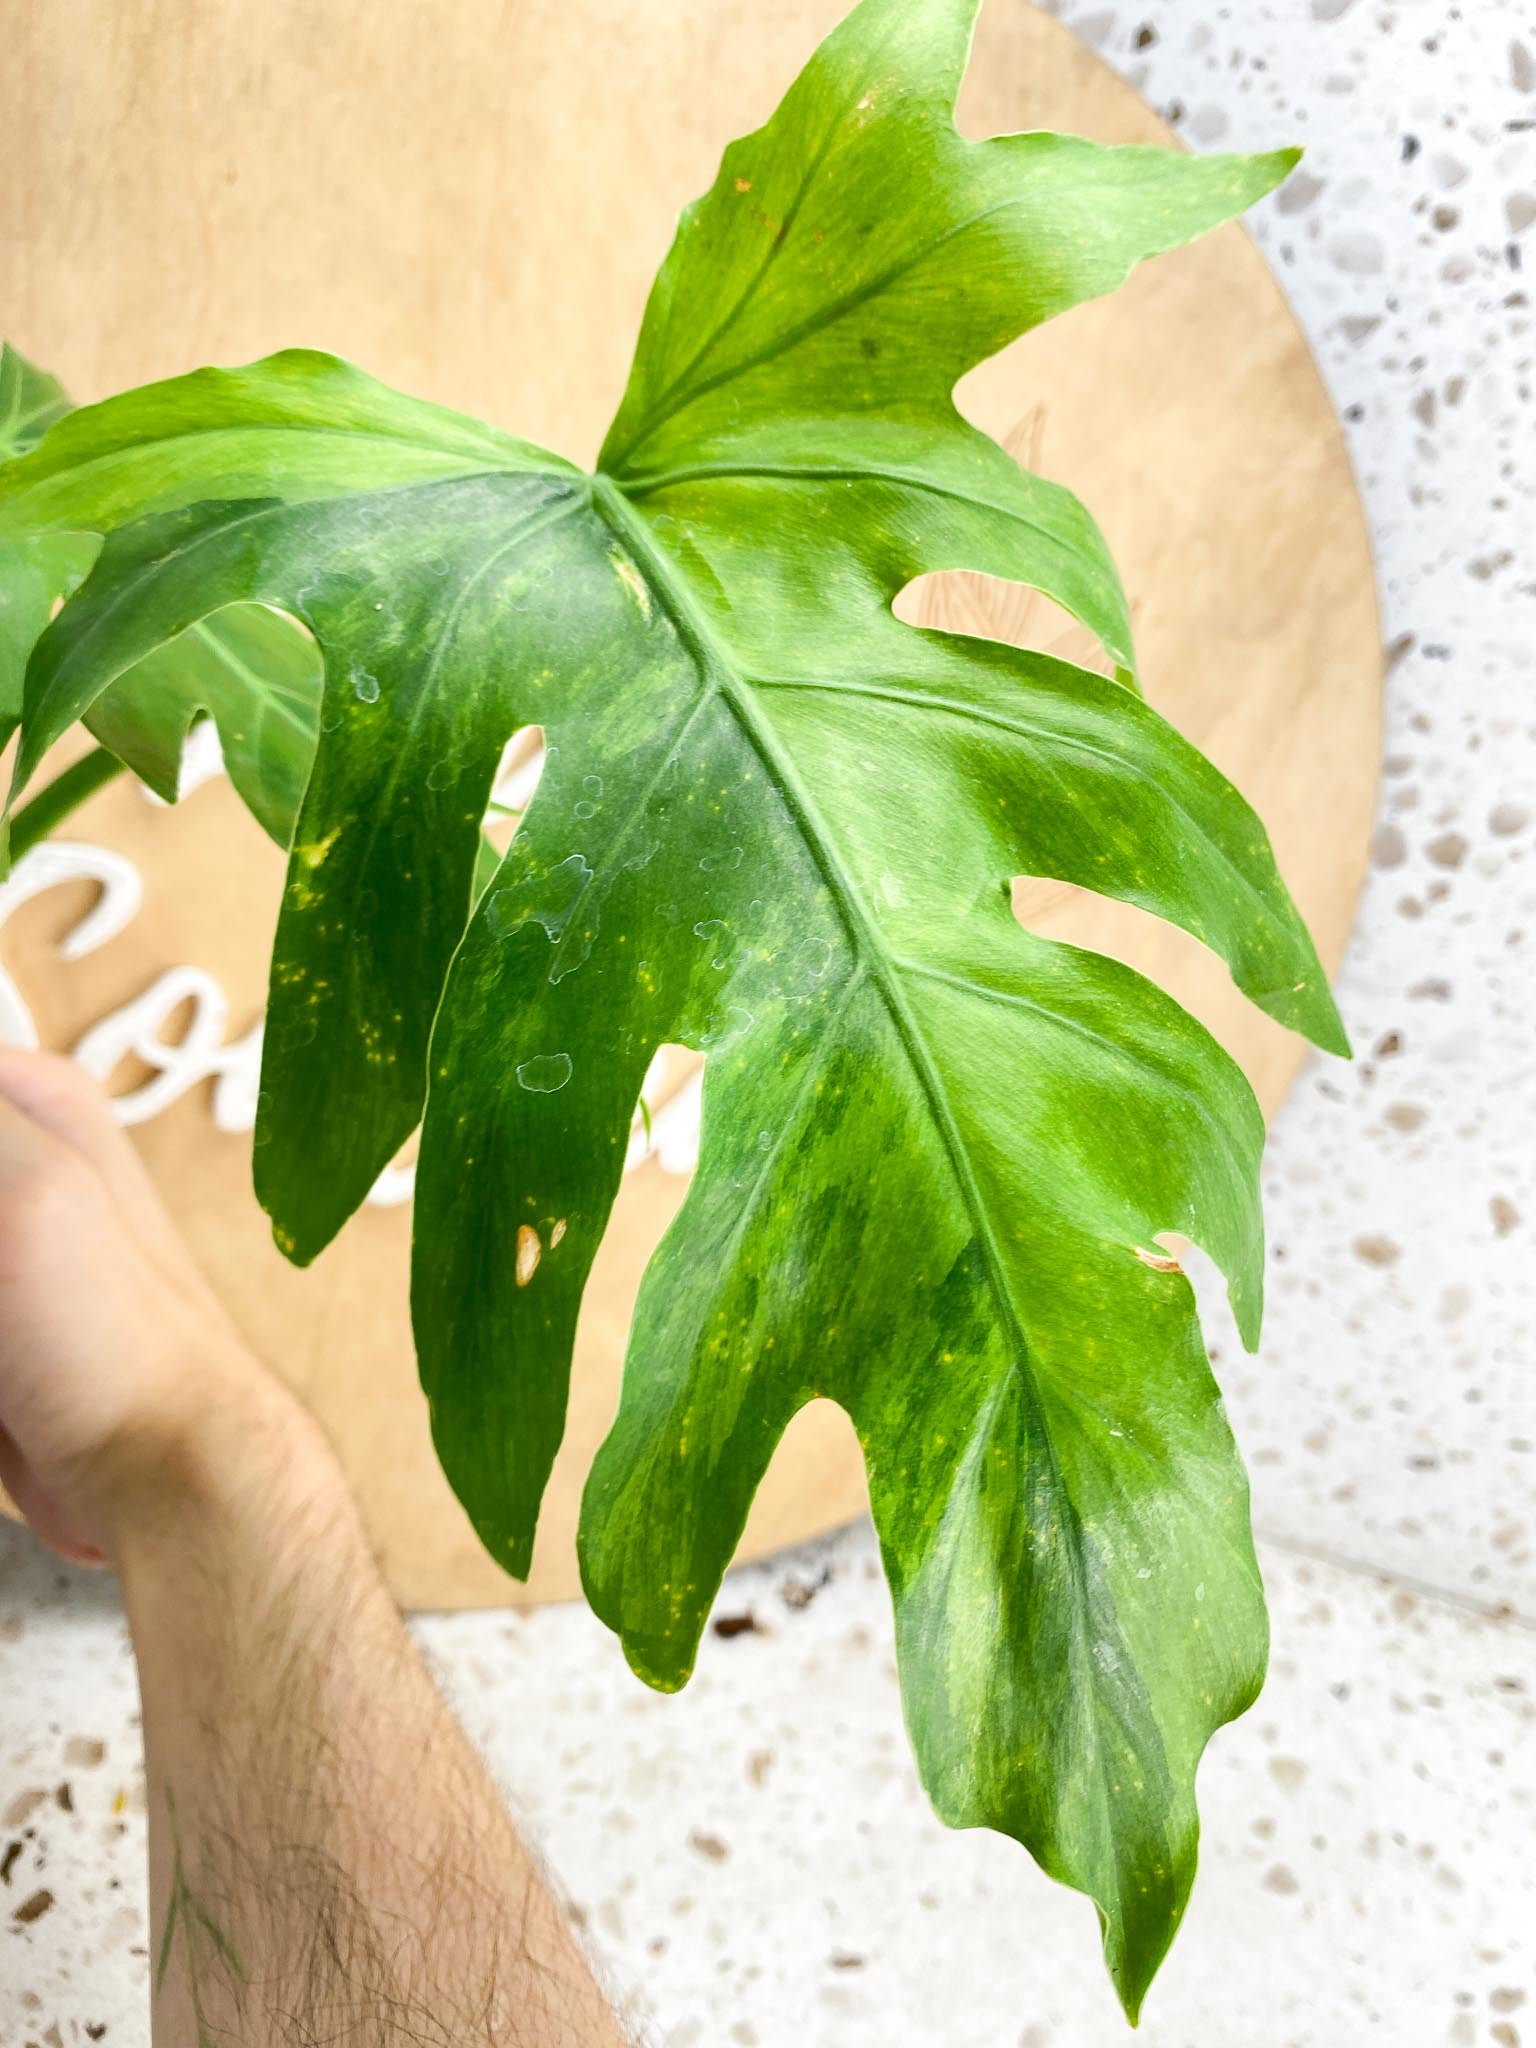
4;1520;1535;2047
1094;0;1536;1625
5;2;1536;2043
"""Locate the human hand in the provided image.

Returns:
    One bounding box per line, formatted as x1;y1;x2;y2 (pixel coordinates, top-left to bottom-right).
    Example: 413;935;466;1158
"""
0;1044;306;1565
1;1047;629;2048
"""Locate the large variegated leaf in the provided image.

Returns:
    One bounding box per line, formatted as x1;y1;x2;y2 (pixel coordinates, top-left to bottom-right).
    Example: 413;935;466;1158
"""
0;0;1342;2015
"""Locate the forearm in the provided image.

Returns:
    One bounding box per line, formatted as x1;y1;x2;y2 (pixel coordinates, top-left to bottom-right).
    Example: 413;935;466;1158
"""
115;1372;624;2048
0;1055;616;2041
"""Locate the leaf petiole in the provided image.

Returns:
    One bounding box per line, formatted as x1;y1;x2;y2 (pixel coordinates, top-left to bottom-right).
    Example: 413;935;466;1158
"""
5;742;128;863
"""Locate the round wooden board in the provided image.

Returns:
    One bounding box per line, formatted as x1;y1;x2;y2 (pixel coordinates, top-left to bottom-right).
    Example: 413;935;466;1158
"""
0;0;1380;1610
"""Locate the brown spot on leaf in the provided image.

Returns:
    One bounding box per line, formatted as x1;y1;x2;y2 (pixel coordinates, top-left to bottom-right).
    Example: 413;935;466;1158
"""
688;1830;729;1862
1133;1246;1181;1273
515;1225;541;1287
13;1888;54;1924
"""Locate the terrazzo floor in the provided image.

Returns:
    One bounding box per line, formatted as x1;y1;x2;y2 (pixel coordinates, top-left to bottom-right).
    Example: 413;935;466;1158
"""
5;0;1536;2042
4;1519;1535;2047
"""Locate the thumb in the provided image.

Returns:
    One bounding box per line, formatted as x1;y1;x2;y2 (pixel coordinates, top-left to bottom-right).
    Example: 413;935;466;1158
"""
0;1045;224;1318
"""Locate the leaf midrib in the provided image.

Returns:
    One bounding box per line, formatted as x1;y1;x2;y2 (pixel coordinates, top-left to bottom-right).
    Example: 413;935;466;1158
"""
600;0;915;474
613;121;847;471
607;184;1050;473
593;470;1107;1641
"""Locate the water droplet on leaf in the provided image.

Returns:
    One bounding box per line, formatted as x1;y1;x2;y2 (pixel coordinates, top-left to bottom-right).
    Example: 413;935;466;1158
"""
698;1004;754;1049
487;854;594;943
516;1052;573;1093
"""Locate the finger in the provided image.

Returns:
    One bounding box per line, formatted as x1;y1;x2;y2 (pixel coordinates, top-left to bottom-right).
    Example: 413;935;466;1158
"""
0;1046;223;1313
0;1043;175;1224
0;1078;55;1181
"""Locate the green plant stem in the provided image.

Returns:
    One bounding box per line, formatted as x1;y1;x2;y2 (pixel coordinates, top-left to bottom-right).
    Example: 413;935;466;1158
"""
6;744;129;860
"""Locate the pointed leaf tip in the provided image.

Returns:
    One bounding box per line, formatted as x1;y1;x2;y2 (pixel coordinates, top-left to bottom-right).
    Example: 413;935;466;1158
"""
1314;992;1352;1060
1251;142;1305;201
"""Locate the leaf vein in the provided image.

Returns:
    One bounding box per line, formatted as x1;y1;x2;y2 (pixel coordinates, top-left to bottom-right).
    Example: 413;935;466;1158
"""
752;671;1287;950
